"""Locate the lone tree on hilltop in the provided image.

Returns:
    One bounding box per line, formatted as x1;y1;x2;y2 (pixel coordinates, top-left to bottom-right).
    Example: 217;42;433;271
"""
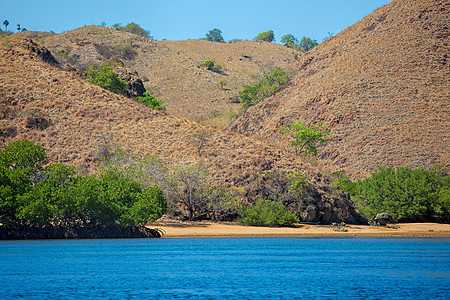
3;20;9;31
256;30;275;42
205;28;224;43
280;121;329;156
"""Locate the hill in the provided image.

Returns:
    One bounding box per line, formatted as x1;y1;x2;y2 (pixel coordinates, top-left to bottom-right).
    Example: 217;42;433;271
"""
0;36;362;223
229;0;450;177
21;26;297;126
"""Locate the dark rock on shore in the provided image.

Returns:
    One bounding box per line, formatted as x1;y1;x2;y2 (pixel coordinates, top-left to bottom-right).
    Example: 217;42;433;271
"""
0;224;163;240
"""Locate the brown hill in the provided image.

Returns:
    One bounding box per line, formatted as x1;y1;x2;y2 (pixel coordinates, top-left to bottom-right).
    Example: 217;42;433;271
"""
230;0;450;177
0;36;362;223
25;26;297;126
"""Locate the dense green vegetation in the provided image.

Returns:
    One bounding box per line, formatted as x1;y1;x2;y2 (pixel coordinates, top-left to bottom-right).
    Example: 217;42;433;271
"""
280;121;329;156
239;199;299;225
136;91;166;110
112;22;151;38
238;67;291;109
203;60;215;70
86;64;128;95
0;140;166;227
255;30;275;42
332;167;449;223
205;28;224;43
281;34;318;51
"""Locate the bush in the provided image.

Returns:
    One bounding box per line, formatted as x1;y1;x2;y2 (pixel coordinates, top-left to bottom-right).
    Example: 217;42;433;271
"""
239;67;291;109
115;22;151;38
335;166;449;223
205;28;224;43
203;60;215;70
86;64;128;95
256;30;275;42
239;199;299;225
136;91;166;110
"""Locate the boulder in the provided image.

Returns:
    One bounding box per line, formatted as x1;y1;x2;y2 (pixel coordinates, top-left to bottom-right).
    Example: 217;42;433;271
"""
374;213;394;226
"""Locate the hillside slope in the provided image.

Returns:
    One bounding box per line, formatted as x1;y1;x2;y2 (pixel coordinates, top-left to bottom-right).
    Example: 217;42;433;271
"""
230;0;450;177
25;27;297;125
0;37;362;223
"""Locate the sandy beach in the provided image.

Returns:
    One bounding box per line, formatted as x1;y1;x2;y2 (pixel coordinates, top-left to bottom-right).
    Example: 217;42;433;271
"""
149;222;450;238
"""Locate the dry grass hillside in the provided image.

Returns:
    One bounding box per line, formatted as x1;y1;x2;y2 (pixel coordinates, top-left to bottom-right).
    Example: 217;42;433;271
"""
21;27;297;126
230;0;449;177
0;36;362;223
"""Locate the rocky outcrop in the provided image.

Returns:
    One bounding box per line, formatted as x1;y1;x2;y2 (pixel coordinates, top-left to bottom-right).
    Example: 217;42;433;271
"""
0;225;163;240
14;38;59;66
108;58;146;98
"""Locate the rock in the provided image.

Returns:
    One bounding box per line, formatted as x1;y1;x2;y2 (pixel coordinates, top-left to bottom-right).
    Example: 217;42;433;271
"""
374;213;394;226
302;205;318;222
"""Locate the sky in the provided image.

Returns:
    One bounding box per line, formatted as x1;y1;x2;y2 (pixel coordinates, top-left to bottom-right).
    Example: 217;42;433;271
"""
2;0;392;42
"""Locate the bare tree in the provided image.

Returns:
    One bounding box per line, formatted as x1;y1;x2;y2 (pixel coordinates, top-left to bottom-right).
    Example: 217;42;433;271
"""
167;162;209;220
189;128;212;156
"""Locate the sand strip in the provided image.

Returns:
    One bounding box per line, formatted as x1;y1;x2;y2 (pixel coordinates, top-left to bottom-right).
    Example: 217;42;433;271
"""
148;222;450;238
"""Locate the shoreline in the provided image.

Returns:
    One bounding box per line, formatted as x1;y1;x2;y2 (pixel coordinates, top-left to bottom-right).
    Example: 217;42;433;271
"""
149;222;450;238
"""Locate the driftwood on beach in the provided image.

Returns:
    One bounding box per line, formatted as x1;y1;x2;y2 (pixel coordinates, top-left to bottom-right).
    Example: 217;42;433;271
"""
0;224;163;240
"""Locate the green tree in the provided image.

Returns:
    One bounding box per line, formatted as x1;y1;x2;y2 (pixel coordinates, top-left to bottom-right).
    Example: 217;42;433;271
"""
281;34;299;47
123;187;167;225
0;139;48;171
239;199;299;225
3;20;9;31
256;30;275;42
86;64;128;95
205;28;224;43
280;121;329;156
299;37;318;51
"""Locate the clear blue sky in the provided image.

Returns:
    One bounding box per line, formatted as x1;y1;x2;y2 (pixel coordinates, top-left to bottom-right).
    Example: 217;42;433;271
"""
2;0;392;42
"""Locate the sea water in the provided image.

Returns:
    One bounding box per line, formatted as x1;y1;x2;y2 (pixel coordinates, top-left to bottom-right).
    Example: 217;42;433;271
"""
0;237;449;299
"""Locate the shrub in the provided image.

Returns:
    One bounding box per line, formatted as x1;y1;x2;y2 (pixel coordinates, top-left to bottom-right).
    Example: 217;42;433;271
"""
86;64;128;95
239;67;291;109
136;91;166;110
116;22;151;38
203;60;215;70
56;49;70;59
205;28;224;43
239;199;299;225
255;30;275;42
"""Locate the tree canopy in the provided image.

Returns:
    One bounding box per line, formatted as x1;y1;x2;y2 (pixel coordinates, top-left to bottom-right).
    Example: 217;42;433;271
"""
0;140;167;227
280;121;329;156
333;166;449;223
205;28;224;43
256;30;275;42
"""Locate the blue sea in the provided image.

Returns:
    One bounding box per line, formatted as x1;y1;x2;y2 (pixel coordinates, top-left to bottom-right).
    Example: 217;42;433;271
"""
0;237;449;299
